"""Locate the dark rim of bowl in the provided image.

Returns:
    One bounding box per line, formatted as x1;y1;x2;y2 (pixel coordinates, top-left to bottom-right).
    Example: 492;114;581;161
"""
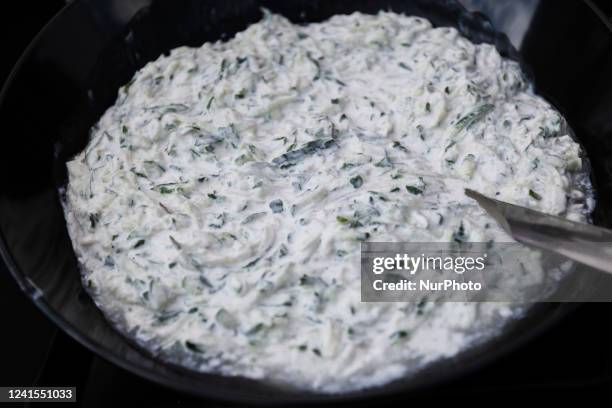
0;0;611;404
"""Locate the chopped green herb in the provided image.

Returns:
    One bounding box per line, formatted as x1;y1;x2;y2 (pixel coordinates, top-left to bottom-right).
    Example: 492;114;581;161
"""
406;185;423;195
169;235;182;250
219;58;227;76
455;104;494;132
350;175;363;189
245;323;265;335
185;341;205;353
336;215;350;224
416;297;428;315
89;213;100;229
269;199;284;213
368;191;388;202
391;330;409;340
529;189;542;200
374;151;393;168
242;212;266;224
452;223;466;243
392;141;408;152
298;275;311;286
272;139;336;169
130;168;148;179
244;257;261;269
235;89;247;99
235;153;255;165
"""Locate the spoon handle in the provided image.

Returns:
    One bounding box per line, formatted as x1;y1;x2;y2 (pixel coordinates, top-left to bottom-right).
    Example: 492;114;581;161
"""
465;189;612;274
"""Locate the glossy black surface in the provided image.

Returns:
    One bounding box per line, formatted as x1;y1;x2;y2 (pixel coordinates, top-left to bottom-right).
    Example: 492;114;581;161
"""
0;0;611;404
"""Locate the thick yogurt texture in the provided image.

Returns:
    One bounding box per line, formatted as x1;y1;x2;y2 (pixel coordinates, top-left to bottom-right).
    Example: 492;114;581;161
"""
64;11;591;392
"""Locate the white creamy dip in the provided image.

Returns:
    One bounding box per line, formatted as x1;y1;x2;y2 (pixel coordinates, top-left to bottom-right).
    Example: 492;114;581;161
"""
64;11;591;392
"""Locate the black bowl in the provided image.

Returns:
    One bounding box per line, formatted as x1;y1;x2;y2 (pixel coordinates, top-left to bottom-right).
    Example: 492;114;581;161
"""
1;0;611;404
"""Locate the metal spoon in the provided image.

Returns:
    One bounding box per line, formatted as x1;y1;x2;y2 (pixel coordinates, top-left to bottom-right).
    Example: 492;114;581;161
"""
465;188;612;274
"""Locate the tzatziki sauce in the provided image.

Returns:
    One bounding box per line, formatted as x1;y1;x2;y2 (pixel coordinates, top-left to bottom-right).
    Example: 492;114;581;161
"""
64;11;592;392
